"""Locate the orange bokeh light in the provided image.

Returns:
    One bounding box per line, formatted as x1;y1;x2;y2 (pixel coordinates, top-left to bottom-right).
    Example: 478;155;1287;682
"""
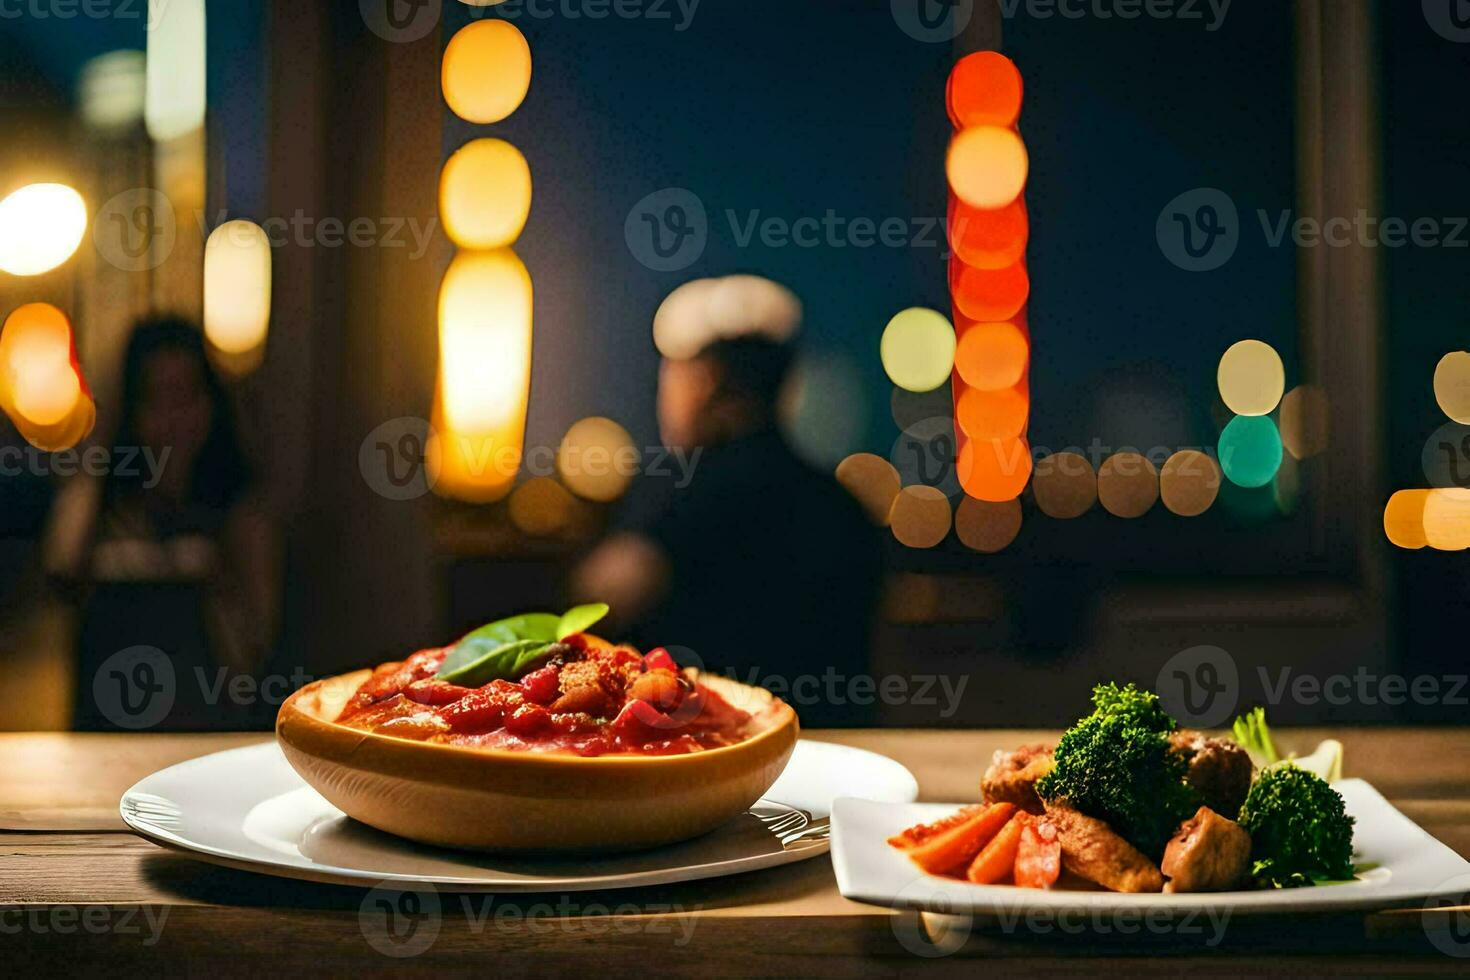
950;256;1029;323
956;432;1032;502
946;125;1028;210
955;376;1029;440
947;51;1023;129
0;302;95;452
948;196;1028;270
954;316;1029;391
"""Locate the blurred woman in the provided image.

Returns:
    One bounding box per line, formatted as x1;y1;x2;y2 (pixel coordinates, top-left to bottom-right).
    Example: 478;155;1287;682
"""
45;316;280;730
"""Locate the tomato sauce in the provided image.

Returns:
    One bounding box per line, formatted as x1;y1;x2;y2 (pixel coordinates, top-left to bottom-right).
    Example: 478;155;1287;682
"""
335;638;754;757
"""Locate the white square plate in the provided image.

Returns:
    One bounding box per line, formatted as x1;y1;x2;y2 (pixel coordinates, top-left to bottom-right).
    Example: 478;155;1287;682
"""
831;779;1470;916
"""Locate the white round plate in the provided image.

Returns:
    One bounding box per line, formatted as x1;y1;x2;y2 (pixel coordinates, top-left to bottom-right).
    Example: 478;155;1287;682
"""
121;738;918;892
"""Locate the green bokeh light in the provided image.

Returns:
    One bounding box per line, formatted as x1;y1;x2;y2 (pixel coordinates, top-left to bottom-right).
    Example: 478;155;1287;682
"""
1219;415;1283;489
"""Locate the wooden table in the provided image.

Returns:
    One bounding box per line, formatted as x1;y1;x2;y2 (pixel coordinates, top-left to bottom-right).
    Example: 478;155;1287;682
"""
3;729;1469;975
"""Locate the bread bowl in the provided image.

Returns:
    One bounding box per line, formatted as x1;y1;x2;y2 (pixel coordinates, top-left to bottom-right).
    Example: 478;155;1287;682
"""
276;624;798;853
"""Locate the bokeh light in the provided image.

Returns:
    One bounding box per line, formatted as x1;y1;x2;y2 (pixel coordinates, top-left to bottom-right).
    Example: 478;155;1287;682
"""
1097;452;1158;518
954;318;1028;391
781;353;866;469
1219;415;1284;488
652;276;800;361
78;50;146;132
951;258;1029;323
946;51;1023;129
1159;449;1221;517
558;416;637;503
0;303;95;452
948;197;1028;270
880;308;955;393
508;477;579;537
145;0;206;141
1279;384;1330;459
442;19;532;124
0;184;88;277
440;139;532;249
946;126;1028;210
1423;488;1470;551
835;452;902;525
955;379;1028;440
1433;352;1470;424
889;485;952;548
1383;489;1429;550
1217;339;1285;416
954;495;1022;553
203;220;272;356
956;433;1032;502
890;383;953;431
1030;452;1096;519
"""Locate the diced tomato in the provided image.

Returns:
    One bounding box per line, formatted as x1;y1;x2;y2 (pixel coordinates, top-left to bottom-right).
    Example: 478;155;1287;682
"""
402;679;473;706
519;665;561;705
643;647;676;672
1014;818;1062;889
505;703;551;737
438;680;520;733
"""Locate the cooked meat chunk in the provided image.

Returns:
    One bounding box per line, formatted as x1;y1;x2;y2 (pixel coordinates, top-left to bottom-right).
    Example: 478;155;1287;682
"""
981;743;1054;814
1169;730;1254;817
1161;806;1251;893
1043;801;1165;893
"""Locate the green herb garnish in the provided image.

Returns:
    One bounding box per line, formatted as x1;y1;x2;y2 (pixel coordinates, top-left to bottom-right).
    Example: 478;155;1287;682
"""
434;605;611;687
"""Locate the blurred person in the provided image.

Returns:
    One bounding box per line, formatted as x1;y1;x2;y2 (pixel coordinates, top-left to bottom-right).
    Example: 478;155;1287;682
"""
574;313;882;727
44;316;281;730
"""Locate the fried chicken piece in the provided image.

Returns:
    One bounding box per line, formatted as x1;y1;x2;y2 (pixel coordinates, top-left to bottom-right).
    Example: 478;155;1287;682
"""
1169;730;1254;817
1161;805;1251;893
1043;800;1165;893
981;743;1054;815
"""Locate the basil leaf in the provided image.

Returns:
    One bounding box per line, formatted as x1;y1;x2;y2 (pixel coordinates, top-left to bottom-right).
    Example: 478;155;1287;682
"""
462;613;559;648
556;603;610;641
437;638;551;687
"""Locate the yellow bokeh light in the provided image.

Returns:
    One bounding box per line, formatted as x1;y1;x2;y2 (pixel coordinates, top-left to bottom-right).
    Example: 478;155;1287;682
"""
1279;384;1330;459
0;184;88;277
1160;449;1221;517
1217;339;1285;416
12;362;81;427
203;220;272;356
888;485;952;549
1097;452;1159;519
429;249;533;503
1433;351;1470;424
442;20;531;125
835;452;902;525
145;0;206;141
508;477;578;537
1382;490;1428;550
946;126;1028;210
880;308;955;393
79;50;146;132
0;303;95;452
1423;488;1470;552
559;416;638;503
440;139;532;250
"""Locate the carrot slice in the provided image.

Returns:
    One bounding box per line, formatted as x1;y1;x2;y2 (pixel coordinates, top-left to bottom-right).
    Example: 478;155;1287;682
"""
887;805;985;850
966;812;1027;884
1014;818;1062;889
906;803;1017;876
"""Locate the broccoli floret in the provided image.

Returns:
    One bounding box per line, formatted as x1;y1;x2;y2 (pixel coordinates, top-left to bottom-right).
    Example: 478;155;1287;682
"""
1036;683;1197;858
1238;763;1355;888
